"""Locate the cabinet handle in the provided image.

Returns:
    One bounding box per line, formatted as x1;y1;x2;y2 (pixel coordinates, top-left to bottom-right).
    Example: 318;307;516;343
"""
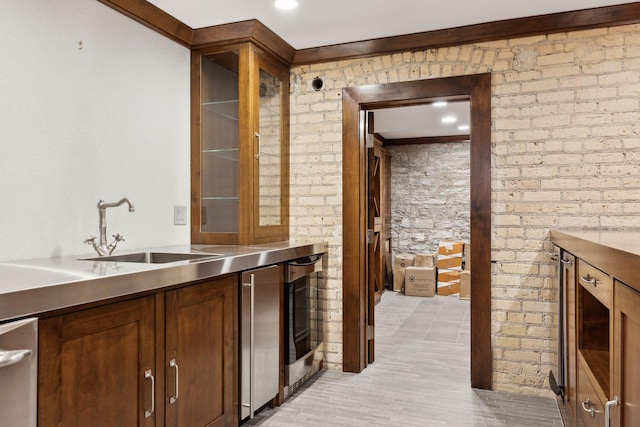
144;369;155;418
169;359;179;404
605;396;619;427
580;274;597;287
254;132;261;159
0;349;32;368
561;258;574;266
581;398;596;418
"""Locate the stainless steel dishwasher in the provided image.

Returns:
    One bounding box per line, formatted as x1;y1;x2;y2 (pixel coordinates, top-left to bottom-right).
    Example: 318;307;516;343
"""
240;265;280;421
0;317;38;427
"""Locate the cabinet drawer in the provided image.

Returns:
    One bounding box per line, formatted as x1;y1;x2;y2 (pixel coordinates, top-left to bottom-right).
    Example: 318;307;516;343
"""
577;259;612;308
577;360;606;427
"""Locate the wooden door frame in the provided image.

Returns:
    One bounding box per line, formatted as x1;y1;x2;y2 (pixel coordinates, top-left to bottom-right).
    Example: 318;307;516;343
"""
342;73;492;390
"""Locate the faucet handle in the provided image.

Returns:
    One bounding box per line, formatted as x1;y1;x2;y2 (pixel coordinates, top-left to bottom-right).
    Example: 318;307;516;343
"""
84;236;97;245
112;234;125;242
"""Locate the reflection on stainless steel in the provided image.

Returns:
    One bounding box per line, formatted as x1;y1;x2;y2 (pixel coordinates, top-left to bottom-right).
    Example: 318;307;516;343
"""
0;242;327;323
284;255;323;396
80;251;222;264
85;198;135;256
241;266;280;420
0;317;37;427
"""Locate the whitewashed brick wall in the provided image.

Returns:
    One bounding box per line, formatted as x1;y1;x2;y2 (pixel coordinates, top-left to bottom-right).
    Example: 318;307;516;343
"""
387;143;470;256
289;24;640;395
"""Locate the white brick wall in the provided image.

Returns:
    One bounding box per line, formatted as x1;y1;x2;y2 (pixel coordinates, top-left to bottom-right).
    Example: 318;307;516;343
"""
289;23;640;394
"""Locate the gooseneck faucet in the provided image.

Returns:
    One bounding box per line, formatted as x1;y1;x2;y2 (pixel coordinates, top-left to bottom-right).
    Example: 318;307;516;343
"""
85;198;135;256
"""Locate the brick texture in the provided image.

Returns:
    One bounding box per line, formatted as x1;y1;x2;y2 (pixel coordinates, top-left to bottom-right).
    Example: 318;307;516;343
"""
289;23;640;394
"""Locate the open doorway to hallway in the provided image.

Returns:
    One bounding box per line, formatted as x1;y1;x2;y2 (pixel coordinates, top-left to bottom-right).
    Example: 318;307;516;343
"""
372;112;472;381
341;73;492;389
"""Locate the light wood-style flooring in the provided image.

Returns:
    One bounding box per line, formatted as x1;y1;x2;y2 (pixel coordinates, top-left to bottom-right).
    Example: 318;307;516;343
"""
244;291;563;426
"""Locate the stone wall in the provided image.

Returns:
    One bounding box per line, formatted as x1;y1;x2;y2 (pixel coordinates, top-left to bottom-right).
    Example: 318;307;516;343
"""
387;142;470;257
288;24;640;395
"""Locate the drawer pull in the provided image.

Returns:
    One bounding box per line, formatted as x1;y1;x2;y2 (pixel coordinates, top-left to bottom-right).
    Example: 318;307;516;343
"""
561;258;574;266
169;359;179;404
582;398;596;418
144;369;155;418
580;274;597;287
605;396;619;427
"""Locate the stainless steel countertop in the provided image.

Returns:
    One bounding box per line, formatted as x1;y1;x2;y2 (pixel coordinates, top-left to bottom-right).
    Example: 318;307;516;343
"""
0;241;327;322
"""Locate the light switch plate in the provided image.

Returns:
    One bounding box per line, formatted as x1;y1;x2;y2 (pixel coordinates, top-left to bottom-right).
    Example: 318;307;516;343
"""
174;205;187;226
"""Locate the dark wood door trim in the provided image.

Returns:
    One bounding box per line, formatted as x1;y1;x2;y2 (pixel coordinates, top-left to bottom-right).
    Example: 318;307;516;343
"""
342;74;492;390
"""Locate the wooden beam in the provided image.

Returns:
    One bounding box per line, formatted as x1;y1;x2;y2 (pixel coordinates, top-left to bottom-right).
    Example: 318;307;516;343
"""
293;3;640;64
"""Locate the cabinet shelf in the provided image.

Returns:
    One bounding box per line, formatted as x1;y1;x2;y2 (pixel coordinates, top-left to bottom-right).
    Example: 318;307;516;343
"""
202;196;239;201
579;348;610;398
203;148;239;162
202;100;239;122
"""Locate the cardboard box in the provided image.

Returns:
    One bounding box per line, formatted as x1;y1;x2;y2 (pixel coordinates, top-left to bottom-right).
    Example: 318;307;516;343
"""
437;269;461;283
460;270;471;300
437;268;461;296
438;240;465;256
437;281;461;296
415;253;436;267
437;255;462;270
393;254;415;292
404;266;436;297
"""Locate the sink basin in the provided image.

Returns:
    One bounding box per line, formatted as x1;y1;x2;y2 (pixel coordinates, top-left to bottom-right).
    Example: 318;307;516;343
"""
81;252;223;264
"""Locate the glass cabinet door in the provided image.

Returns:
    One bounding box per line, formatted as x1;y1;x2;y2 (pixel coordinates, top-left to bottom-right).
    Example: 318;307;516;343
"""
200;51;240;234
257;66;283;227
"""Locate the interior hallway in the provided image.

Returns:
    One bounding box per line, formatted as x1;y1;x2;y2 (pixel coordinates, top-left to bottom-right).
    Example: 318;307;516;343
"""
244;291;563;426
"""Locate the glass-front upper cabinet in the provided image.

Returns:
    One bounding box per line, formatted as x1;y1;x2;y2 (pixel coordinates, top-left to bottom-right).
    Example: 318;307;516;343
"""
191;43;289;245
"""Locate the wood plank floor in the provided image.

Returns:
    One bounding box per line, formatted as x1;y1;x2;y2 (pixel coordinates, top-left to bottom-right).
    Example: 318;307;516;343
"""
244;291;563;426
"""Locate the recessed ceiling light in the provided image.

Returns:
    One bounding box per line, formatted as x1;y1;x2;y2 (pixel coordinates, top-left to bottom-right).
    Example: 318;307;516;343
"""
441;116;457;124
432;101;448;107
275;0;298;10
458;125;470;131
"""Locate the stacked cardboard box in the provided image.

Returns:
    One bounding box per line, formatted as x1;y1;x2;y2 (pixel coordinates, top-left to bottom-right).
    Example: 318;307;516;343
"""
415;253;437;267
437;240;464;296
393;253;415;292
404;266;436;297
460;270;471;300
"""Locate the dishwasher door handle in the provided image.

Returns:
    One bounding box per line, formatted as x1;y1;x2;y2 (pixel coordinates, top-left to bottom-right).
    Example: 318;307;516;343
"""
0;349;32;368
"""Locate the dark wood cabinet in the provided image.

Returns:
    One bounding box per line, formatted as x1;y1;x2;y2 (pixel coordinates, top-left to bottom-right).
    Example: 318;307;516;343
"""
165;276;237;427
38;296;156;427
38;276;238;427
612;280;640;427
551;230;640;427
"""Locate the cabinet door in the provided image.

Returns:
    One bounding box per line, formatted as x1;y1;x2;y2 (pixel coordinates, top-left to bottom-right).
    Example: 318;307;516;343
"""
612;280;640;427
38;296;156;427
165;276;238;427
252;53;289;244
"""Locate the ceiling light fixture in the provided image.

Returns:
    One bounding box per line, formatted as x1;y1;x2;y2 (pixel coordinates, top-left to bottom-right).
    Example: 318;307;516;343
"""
275;0;298;10
432;101;448;107
441;116;457;124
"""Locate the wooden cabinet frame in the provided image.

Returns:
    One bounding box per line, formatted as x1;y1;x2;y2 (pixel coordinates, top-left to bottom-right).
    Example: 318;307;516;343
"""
191;42;289;245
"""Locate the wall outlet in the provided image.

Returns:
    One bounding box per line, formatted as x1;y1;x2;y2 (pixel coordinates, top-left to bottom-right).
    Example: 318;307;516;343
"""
174;205;187;226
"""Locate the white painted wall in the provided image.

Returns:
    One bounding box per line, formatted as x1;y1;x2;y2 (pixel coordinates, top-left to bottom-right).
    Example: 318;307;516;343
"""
0;0;191;261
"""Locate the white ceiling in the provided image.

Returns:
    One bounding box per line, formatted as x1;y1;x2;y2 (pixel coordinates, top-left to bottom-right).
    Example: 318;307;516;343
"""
146;0;636;50
375;102;470;139
145;0;635;139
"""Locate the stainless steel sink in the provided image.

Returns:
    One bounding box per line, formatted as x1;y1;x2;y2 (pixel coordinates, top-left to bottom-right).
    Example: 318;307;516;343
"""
81;252;223;264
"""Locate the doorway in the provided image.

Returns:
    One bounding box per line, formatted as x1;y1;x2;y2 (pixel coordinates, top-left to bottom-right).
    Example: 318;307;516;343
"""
341;73;492;389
